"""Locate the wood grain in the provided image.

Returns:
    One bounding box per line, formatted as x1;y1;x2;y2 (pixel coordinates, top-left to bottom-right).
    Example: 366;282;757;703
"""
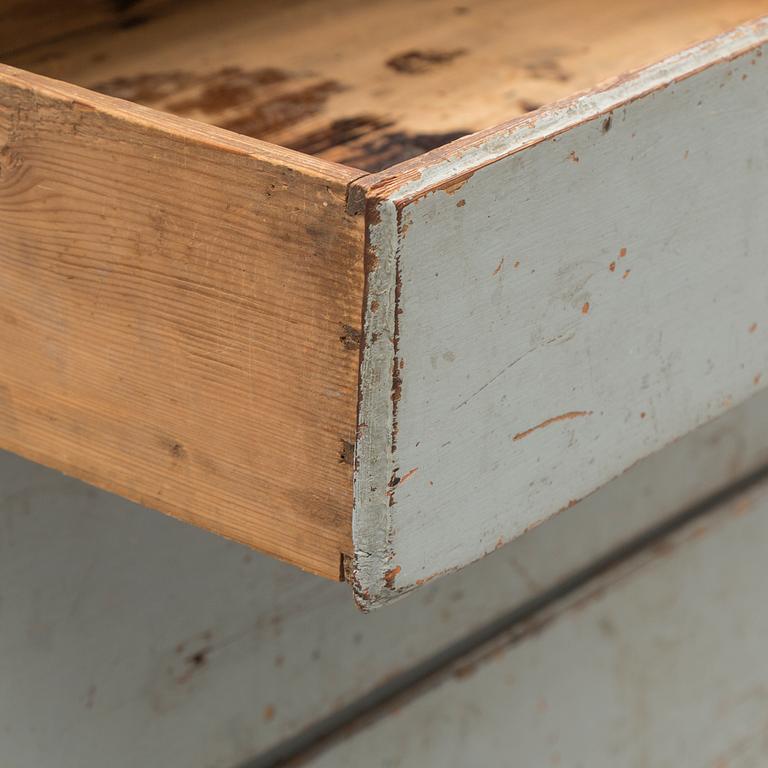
352;21;768;606
4;0;767;172
0;65;365;578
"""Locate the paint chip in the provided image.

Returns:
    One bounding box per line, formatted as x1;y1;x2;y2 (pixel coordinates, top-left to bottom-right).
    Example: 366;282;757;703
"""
581;302;590;315
384;565;401;588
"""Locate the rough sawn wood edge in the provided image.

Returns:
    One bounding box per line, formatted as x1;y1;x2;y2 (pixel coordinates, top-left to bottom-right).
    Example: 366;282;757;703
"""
348;17;768;610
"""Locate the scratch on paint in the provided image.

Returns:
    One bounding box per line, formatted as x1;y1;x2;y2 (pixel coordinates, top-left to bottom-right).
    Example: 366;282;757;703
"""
398;467;419;485
492;257;504;276
453;348;535;411
513;410;592;441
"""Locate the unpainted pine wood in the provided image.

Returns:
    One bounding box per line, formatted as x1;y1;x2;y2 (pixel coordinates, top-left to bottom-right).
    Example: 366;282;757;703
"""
352;22;768;605
4;0;767;172
0;65;365;578
1;390;767;767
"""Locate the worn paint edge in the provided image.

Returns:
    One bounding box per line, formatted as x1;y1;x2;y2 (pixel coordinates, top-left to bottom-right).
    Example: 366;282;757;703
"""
351;17;768;609
350;195;400;609
362;16;768;203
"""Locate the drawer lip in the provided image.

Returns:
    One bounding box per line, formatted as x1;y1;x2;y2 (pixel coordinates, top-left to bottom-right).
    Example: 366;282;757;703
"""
351;17;768;609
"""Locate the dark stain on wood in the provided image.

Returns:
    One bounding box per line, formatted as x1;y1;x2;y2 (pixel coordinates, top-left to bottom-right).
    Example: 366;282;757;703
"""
288;115;394;156
160;436;187;460
338;129;473;172
91;70;195;102
519;98;544;113
167;67;290;113
91;67;345;142
216;81;344;139
339;439;355;465
520;50;572;82
386;49;466;74
340;323;362;350
91;66;471;171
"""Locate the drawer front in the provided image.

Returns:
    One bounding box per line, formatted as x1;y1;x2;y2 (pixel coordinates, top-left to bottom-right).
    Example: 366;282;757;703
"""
353;21;768;606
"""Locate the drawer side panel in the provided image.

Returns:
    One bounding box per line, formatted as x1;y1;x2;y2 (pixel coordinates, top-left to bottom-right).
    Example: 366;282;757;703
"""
353;21;768;605
0;66;365;578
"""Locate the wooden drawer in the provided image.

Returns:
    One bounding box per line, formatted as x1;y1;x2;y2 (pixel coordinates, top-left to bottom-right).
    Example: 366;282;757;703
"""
1;0;766;607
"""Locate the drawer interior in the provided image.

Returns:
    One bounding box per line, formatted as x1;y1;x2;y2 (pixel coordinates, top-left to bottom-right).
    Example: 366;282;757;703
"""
2;0;765;173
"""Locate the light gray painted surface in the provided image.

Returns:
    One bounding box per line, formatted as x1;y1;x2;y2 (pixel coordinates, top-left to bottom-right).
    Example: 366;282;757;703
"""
354;21;768;606
1;391;768;766
313;474;768;768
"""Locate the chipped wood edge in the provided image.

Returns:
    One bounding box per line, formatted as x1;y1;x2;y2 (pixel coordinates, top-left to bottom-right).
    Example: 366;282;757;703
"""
350;16;768;610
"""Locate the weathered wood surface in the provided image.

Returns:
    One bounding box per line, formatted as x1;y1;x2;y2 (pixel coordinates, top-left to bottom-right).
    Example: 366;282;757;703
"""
353;21;768;606
4;0;766;171
1;391;767;767
311;471;768;767
0;65;364;579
